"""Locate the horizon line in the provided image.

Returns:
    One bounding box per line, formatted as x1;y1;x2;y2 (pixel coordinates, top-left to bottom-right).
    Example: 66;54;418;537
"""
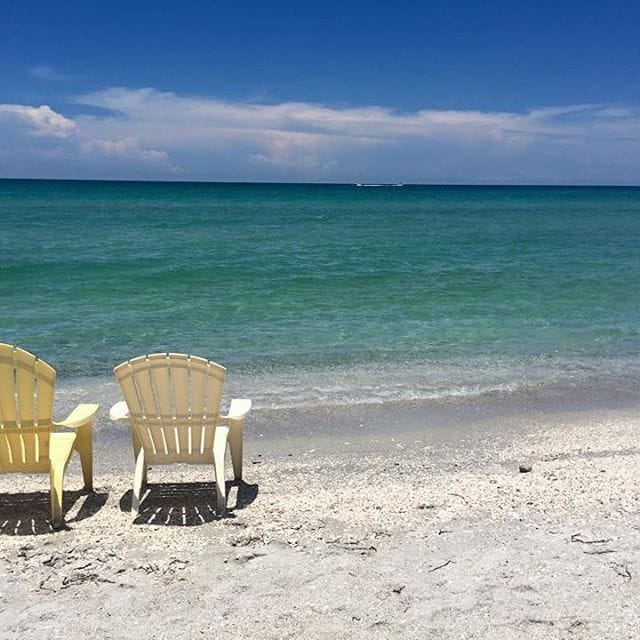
1;177;640;189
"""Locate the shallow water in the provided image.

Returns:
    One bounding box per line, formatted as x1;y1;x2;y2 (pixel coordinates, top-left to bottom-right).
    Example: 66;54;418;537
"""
2;179;639;409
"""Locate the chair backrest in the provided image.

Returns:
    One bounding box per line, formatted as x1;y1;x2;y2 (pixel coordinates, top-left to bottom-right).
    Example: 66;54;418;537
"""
0;343;56;470
114;353;226;463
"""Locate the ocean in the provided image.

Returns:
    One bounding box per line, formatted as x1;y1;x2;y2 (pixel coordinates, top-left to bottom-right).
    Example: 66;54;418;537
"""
1;179;639;410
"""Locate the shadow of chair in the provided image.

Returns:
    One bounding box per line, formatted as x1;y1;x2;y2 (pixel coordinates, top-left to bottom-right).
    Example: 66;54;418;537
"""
0;489;108;535
118;480;259;526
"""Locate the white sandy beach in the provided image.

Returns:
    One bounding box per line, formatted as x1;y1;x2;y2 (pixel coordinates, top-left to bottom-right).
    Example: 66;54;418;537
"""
1;392;640;639
4;2;640;638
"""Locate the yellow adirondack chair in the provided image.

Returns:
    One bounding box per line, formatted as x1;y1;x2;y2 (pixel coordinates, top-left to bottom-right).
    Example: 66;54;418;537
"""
0;344;98;527
109;353;251;518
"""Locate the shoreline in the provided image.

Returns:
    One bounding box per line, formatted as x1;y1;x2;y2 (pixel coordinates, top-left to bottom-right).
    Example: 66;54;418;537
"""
55;374;640;476
59;368;640;431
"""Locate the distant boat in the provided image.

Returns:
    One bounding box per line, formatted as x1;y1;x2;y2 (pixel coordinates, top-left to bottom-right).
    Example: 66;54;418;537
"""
355;183;404;187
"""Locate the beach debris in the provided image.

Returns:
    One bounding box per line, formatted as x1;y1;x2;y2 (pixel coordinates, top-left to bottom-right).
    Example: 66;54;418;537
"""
609;561;632;582
231;552;266;564
42;553;65;568
570;533;612;545
391;584;405;594
229;531;263;547
330;539;377;555
222;519;247;528
429;559;454;573
568;621;586;632
134;558;189;576
371;620;390;628
38;575;56;592
61;573;116;588
417;503;435;510
519;464;532;473
448;493;468;504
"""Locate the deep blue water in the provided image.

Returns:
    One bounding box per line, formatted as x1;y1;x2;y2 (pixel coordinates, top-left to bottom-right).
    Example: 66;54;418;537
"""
1;179;639;408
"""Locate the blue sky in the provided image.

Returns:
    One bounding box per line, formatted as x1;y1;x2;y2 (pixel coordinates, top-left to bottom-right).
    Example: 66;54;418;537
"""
2;0;640;183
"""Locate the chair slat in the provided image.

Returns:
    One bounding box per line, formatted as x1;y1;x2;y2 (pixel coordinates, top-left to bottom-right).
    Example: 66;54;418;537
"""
129;356;164;454
0;434;15;465
168;353;191;454
34;358;56;424
13;348;37;464
202;423;215;454
0;433;49;470
13;347;36;425
147;354;173;417
189;356;208;455
159;424;171;456
0;344;17;426
115;360;161;455
114;361;144;418
141;426;158;456
205;362;225;418
147;354;175;454
130;356;158;417
0;346;19;464
34;359;55;463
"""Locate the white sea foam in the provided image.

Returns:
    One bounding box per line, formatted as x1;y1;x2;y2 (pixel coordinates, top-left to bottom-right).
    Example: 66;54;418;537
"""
54;353;640;419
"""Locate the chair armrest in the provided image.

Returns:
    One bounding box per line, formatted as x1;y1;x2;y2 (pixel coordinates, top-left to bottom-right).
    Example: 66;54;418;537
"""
54;403;100;429
220;398;252;421
109;400;130;421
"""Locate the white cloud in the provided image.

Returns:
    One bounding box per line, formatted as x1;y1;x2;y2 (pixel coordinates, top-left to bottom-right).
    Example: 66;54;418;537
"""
29;65;70;81
73;87;640;149
3;88;640;182
73;88;640;140
70;88;640;182
81;137;182;173
0;104;77;137
0;102;180;176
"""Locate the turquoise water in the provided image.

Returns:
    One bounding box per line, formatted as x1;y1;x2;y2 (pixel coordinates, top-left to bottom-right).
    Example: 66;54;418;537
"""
1;179;639;408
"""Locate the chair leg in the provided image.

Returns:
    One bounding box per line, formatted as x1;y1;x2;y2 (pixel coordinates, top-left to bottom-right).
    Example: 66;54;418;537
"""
213;425;229;515
49;462;65;528
74;421;94;492
228;419;244;482
131;448;146;518
48;432;76;528
131;431;148;486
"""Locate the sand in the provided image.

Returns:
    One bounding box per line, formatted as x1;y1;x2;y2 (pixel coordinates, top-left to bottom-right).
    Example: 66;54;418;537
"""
1;393;640;639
